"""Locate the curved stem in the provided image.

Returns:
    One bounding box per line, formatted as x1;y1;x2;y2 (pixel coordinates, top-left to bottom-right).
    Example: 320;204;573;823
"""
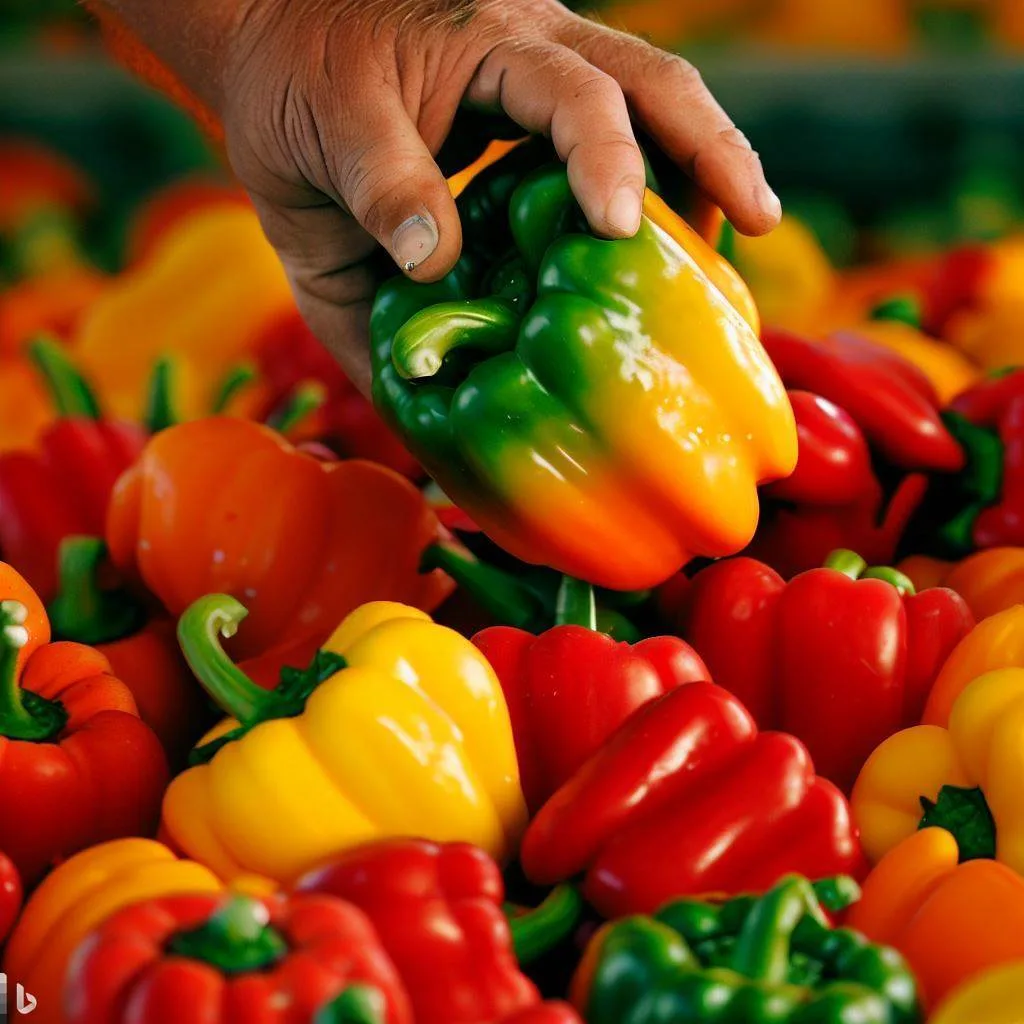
0;600;66;742
824;549;916;595
47;536;145;645
268;381;326;436
177;595;268;724
555;576;597;630
392;298;519;380
860;566;916;596
314;986;387;1024
145;357;179;434
212;363;257;414
168;896;288;974
506;885;583;964
730;876;827;985
28;336;100;419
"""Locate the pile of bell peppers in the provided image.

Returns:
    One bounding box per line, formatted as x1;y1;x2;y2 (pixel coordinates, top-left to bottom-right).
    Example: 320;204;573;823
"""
7;129;1024;1024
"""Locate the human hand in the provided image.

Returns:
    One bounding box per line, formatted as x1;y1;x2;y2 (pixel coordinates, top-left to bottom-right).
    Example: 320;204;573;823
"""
107;0;781;392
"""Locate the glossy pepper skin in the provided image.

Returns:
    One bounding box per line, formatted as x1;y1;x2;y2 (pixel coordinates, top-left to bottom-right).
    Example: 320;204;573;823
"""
899;547;1024;622
299;839;582;1024
65;892;412;1024
0;561;168;885
931;962;1024;1024
571;875;920;1024
3;838;273;1024
520;681;865;918
760;327;963;472
745;390;929;577
665;551;973;791
0;339;145;601
847;828;1024;1011
164;597;527;883
0;852;21;946
852;667;1024;869
371;146;797;590
106;416;451;676
931;369;1024;555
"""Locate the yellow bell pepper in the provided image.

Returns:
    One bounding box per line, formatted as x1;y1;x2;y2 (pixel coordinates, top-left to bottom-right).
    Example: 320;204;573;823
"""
72;204;294;422
163;597;528;883
2;838;270;1024
852;667;1024;868
932;961;1024;1024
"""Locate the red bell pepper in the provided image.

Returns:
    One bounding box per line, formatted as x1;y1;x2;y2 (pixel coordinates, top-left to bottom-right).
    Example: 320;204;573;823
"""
0;339;145;601
933;368;1024;553
472;576;709;813
761;328;963;472
520;682;865;918
0;562;168;884
298;839;582;1024
65;891;413;1024
0;851;22;945
746;390;929;577
253;309;420;478
665;550;974;792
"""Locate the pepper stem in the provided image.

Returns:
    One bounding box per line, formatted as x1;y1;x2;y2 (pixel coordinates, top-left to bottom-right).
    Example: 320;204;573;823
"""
730;875;828;985
145;356;179;433
177;594;269;724
870;294;922;328
314;986;387;1024
555;576;597;630
823;548;916;595
268;380;327;436
420;541;543;630
167;896;288;975
0;600;67;742
28;336;101;419
212;363;258;414
47;536;145;645
506;884;583;964
391;298;519;380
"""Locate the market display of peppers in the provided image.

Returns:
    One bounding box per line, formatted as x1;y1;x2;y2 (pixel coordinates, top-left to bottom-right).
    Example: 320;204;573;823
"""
10;109;1024;1024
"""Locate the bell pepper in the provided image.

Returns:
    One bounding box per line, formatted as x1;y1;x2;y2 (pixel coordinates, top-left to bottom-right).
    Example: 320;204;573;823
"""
664;550;973;791
471;575;710;813
852;666;1024;868
0;560;168;884
520;680;865;918
930;368;1024;555
371;146;797;590
0;338;145;600
2;838;271;1024
899;547;1024;622
745;390;929;576
570;874;920;1023
0;267;108;355
47;536;212;766
298;838;583;1024
105;416;451;675
72;204;295;422
65;891;413;1024
760;327;963;472
847;828;1024;1010
0;354;58;455
164;595;527;883
253;308;420;477
931;962;1024;1024
0;851;22;946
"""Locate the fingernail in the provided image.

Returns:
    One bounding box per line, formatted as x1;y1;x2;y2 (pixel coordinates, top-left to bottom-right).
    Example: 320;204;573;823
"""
606;187;643;237
392;213;438;272
756;182;783;223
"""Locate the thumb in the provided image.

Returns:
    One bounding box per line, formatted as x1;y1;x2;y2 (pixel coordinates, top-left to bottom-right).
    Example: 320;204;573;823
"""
335;93;461;282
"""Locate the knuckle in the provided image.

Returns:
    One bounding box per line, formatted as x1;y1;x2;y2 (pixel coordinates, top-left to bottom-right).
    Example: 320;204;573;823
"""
657;52;707;95
567;67;620;105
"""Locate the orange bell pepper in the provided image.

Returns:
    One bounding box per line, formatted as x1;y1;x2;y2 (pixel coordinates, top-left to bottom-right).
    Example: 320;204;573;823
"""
900;548;1024;623
2;837;271;1024
106;417;452;675
847;828;1024;1010
0;268;108;355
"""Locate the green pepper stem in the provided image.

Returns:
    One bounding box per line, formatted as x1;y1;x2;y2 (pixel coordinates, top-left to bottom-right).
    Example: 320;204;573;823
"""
0;600;66;742
506;884;583;964
268;380;326;436
167;895;288;975
177;594;269;724
824;549;916;595
420;541;543;630
555;576;597;630
212;363;257;414
47;536;145;645
28;336;101;419
730;876;828;985
391;298;519;380
314;986;387;1024
145;356;179;434
870;294;922;328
